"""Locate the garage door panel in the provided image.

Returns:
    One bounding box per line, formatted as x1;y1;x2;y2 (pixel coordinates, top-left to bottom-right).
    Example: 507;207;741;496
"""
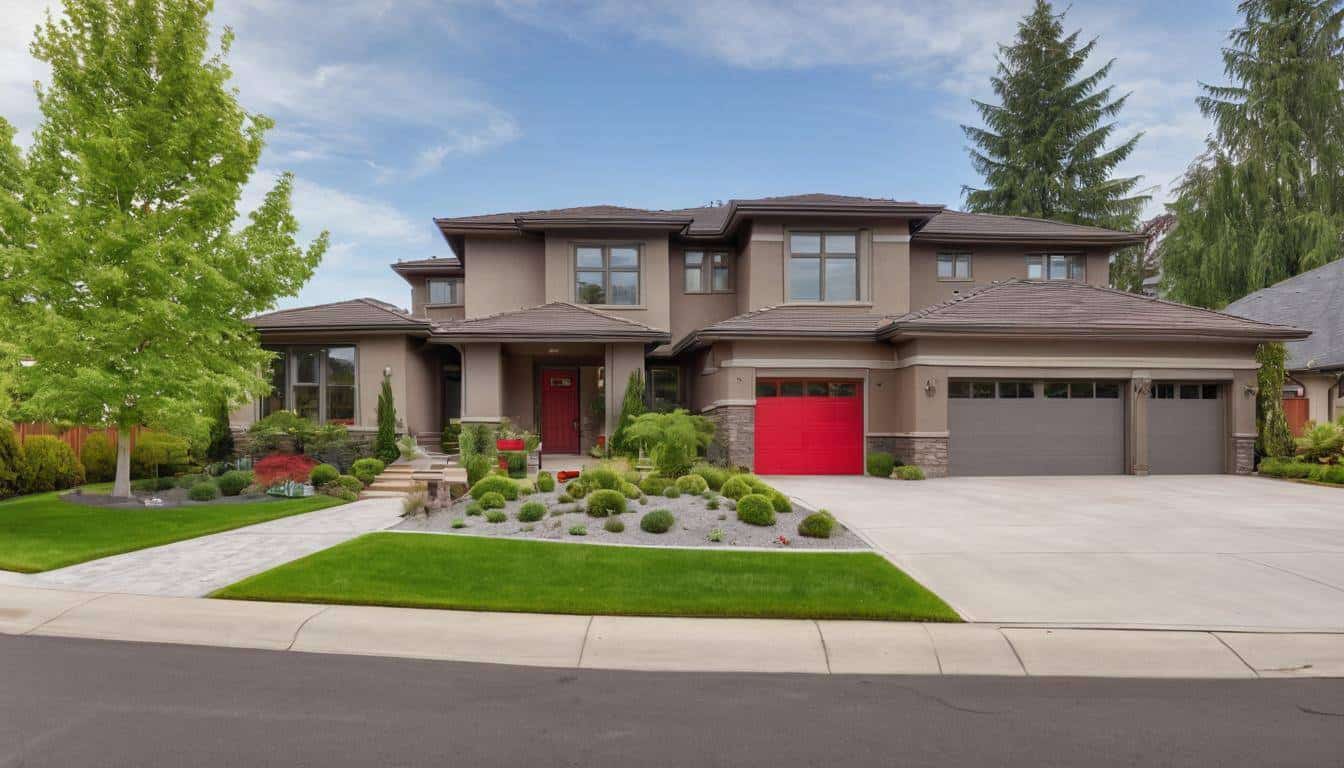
949;385;1125;476
755;379;863;475
1149;395;1224;474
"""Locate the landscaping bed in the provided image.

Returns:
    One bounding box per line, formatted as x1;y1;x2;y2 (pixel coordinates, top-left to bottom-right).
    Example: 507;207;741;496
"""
63;486;283;509
214;532;958;621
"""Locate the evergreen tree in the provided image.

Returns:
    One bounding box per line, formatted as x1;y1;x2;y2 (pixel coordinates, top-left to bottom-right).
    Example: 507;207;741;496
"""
205;399;235;462
376;375;399;463
962;0;1147;230
1161;0;1344;308
609;370;646;457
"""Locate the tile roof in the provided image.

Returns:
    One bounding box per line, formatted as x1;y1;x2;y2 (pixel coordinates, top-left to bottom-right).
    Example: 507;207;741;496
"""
392;256;462;269
1225;259;1344;370
432;302;670;343
248;298;431;332
884;280;1309;340
915;210;1147;245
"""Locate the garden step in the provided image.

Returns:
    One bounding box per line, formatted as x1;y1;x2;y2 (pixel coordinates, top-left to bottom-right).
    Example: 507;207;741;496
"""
367;479;420;492
359;489;409;499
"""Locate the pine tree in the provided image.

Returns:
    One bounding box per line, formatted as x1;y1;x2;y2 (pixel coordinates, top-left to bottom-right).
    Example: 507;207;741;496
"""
205;399;235;462
609;370;646;457
962;0;1148;230
1161;0;1344;308
376;375;399;463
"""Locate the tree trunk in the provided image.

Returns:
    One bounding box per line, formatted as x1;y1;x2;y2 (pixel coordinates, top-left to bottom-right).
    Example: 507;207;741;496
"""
112;427;132;498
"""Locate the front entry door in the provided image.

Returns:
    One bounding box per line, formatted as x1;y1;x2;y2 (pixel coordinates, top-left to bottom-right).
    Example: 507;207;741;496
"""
540;368;580;453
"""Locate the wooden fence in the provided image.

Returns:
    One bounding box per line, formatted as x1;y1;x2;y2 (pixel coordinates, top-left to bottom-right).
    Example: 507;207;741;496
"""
1283;398;1311;437
12;423;143;457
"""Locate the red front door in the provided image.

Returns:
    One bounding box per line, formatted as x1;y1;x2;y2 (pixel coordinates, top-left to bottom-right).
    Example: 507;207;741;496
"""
754;379;864;475
540;368;580;453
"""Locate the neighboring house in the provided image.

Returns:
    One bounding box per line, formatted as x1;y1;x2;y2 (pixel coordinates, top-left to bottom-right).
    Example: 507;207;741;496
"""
1137;213;1175;297
1225;259;1344;434
236;194;1305;477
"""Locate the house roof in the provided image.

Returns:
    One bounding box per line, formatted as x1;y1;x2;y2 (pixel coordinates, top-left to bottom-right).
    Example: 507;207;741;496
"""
248;298;432;333
1225;259;1344;371
431;302;671;344
914;210;1148;246
390;256;464;284
881;280;1309;341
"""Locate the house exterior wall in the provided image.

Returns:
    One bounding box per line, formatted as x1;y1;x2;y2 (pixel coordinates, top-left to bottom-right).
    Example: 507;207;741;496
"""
402;338;440;435
1297;372;1342;424
461;342;504;421
908;243;1111;310
463;236;546;319
668;244;739;348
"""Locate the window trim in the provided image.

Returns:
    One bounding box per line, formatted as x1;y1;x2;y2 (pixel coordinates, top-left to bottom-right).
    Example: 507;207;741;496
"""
426;277;463;307
786;230;863;304
260;344;359;425
574;243;642;307
648;366;680;410
683;249;734;295
937;251;973;282
1026;252;1086;282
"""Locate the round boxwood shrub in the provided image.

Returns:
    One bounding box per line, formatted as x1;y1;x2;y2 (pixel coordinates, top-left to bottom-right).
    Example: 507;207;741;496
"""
217;470;254;497
466;501;484;516
188;481;220;501
132;476;176;492
515;480;536;496
536;471;556;492
479;491;507;510
565;479;589;499
464;454;492;487
586;488;627;518
580;465;623;491
603;516;625;533
736;493;776;526
866;451;896;478
620;482;642;500
335;474;363;496
720;474;755;500
674;474;708;495
690;463;729;491
768;490;792;514
21;435;85;493
663;485;681;499
470;474;519;501
639;475;671;496
309;463;340;486
798;511;836;539
518;501;546;522
351;457;385;486
557;492;574;504
80;432;117;483
485;509;507;523
895;465;925;481
569;524;587;536
639;508;675;533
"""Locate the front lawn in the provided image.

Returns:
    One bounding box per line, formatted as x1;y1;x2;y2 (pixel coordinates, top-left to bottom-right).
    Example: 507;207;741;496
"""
0;490;346;573
213;532;960;622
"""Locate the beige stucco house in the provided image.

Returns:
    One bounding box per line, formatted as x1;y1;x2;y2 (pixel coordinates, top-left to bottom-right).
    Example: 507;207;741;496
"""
236;194;1306;477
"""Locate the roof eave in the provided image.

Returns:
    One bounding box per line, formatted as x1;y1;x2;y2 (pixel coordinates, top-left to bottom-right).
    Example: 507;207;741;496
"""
429;333;670;344
911;233;1147;247
880;324;1309;342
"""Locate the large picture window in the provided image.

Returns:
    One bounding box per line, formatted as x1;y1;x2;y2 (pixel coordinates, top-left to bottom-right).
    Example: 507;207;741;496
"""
1026;254;1085;281
428;278;463;305
575;245;640;305
261;345;358;424
789;232;858;302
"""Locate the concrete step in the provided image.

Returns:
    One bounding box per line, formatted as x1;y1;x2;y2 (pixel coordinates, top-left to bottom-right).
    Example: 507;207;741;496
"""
359;489;409;499
368;479;420;492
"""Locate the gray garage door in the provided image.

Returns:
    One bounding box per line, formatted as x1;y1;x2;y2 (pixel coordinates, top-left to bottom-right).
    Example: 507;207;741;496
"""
1148;382;1225;474
948;380;1125;476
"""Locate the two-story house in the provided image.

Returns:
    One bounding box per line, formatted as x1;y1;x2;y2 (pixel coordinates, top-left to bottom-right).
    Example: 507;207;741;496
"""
239;194;1305;477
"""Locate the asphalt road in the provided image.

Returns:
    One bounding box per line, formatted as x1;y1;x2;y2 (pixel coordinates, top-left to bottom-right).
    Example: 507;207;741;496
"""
2;635;1343;767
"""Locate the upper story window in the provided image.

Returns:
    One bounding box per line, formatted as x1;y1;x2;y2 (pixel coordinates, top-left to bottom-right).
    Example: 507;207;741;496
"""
937;252;972;281
1026;254;1085;281
428;278;463;306
684;250;732;293
575;245;640;305
788;232;857;302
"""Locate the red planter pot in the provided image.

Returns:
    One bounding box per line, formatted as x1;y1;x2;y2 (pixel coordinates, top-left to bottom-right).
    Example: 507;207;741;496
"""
496;438;525;452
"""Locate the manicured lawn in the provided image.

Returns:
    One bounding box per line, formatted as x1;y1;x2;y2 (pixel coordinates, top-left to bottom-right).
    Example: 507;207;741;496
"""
0;490;346;573
213;533;960;622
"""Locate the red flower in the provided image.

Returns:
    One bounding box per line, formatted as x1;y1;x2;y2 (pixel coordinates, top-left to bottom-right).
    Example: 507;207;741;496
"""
254;454;319;487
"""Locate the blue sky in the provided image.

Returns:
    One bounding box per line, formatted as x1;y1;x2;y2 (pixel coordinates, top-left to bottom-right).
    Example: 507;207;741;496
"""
3;0;1240;310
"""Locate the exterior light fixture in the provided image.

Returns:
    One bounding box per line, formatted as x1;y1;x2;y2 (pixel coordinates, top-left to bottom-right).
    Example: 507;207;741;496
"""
924;378;936;395
383;366;393;377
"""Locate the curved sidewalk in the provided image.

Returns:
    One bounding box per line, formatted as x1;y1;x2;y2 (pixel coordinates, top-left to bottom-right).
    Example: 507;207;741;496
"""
1;583;1340;679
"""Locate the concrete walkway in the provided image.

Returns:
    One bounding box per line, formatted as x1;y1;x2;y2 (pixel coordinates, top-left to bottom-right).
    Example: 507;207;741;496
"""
9;497;404;597
1;583;1340;677
767;474;1344;631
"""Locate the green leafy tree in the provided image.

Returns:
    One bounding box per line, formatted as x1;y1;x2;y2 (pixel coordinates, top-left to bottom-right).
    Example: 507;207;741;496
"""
609;370;646;456
1;0;327;497
375;375;399;463
962;0;1148;230
1161;0;1344;307
622;410;715;478
1256;343;1296;458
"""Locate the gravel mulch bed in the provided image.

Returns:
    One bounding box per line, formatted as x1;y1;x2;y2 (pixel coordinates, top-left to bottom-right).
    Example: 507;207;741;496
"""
395;485;867;550
61;488;280;510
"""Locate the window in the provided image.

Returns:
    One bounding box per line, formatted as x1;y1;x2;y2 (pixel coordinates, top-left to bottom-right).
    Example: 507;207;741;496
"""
1179;384;1201;400
758;379;859;399
948;381;971;399
1153;382;1220;400
1026;254;1085;281
575;245;640;305
649;367;679;411
1202;383;1219;400
261;345;358;424
971;381;995;399
937;252;972;281
756;381;778;398
1095;382;1121;399
1070;381;1095;399
788;232;858;302
1152;383;1176;399
684;251;732;294
997;381;1034;399
427;278;462;306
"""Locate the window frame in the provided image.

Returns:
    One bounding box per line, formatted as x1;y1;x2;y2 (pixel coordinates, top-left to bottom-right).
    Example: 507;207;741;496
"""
936;251;973;282
426;277;463;307
787;231;861;303
648;366;680;411
683;249;734;295
574;243;642;306
260;345;359;425
1026;253;1086;282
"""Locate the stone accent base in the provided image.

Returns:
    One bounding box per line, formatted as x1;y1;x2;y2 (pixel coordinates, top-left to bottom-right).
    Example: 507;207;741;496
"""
1233;435;1255;475
868;435;949;478
704;405;754;471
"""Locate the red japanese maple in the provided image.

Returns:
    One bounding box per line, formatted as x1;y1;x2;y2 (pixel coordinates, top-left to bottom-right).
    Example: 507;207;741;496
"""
254;454;319;487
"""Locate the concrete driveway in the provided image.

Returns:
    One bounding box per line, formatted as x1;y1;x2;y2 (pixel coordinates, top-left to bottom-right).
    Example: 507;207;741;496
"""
767;475;1344;631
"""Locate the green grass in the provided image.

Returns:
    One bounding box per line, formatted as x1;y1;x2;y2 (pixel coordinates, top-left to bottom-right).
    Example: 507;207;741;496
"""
0;489;346;573
213;533;960;622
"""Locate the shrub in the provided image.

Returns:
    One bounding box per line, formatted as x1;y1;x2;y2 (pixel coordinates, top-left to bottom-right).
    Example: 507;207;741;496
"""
398;434;419;461
212;470;250;497
504;451;527;479
557;492;574;504
586;488;627;517
620;482;642;500
131;431;191;479
335;474;363;496
485;509;507;523
1321;466;1344;484
351;457;386;486
580;465;623;491
466;501;484;516
458;423;497;461
895;465;925;481
866;451;897;478
1295;421;1344;464
603;516;625;533
663;485;681;499
536;471;555;492
247;411;317;454
451;518;466;529
565;480;589;499
441;422;461;453
375;375;400;464
798;511;836;539
720;475;755;500
674;474;708;495
690;463;729;491
470;474;519;501
639;475;671;496
21;436;84;493
569;524;587;536
132;477;176;492
640;508;675;533
706;497;720;510
479;491;507;510
736;493;776;526
1283;461;1313;479
309;463;340;486
518;501;546;522
515;480;536;496
768;490;793;514
254;454;319;488
80;433;116;483
623;409;715;477
0;424;24;500
304;424;359;472
188;481;220;501
463;454;491;487
177;473;208;489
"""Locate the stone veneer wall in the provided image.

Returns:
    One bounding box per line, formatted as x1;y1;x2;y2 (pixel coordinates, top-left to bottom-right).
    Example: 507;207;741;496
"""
1233;435;1255;475
705;405;754;470
867;435;949;478
230;426;378;459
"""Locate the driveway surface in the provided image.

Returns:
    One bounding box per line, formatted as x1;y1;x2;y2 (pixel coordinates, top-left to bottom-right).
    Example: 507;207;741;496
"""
768;475;1344;630
9;497;403;597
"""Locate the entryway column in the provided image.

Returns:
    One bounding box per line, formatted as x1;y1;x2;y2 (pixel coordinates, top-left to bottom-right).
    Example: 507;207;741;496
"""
1129;375;1151;476
460;343;504;424
604;343;646;439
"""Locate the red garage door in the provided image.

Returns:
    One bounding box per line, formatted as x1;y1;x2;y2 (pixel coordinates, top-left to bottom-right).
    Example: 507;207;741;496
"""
754;379;864;475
